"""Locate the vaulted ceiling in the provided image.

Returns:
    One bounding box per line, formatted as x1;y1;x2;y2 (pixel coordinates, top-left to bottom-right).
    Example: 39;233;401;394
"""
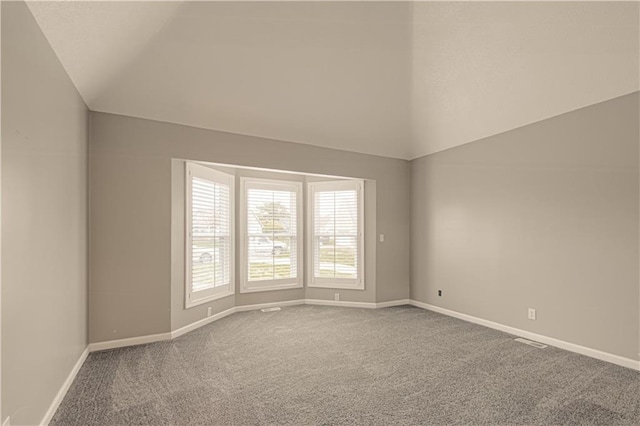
27;1;639;160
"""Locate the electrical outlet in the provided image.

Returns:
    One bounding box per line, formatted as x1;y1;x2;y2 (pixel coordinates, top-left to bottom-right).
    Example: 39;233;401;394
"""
528;308;536;320
379;234;385;242
334;293;340;301
207;307;212;317
438;290;442;297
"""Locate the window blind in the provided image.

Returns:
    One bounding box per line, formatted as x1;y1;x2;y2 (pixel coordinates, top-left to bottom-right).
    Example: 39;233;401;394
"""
191;177;231;292
246;188;297;282
313;189;359;280
186;162;234;307
308;179;363;290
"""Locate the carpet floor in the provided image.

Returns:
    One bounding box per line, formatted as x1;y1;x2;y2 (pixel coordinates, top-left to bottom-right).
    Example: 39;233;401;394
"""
51;305;639;425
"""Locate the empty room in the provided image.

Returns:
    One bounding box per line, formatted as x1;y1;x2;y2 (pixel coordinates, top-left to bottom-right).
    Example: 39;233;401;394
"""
1;0;639;425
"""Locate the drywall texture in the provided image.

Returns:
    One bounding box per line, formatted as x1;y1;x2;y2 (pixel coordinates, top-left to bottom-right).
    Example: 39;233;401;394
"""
31;1;412;159
411;92;640;361
91;112;409;343
411;1;639;158
28;1;639;160
1;2;89;425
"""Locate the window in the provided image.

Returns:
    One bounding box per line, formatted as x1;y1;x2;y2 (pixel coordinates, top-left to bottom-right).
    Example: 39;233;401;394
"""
240;178;303;292
308;180;364;289
185;162;234;307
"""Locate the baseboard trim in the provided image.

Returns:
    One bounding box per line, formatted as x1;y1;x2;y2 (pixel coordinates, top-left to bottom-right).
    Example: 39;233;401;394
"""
305;299;377;309
409;300;640;371
172;300;307;339
89;298;411;352
376;299;411;308
41;346;89;425
304;299;410;309
171;307;236;340
235;299;306;313
45;297;637;426
88;332;171;352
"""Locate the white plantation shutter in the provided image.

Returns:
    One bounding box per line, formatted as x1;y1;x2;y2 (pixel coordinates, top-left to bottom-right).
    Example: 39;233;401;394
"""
186;163;234;307
240;178;302;292
308;180;364;289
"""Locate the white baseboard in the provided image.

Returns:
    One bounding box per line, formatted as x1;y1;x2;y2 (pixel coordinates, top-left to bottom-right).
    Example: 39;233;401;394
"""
171;307;236;340
88;332;171;352
409;300;640;371
235;299;305;313
171;300;306;339
86;298;639;371
89;298;409;352
43;297;637;426
376;299;411;308
305;299;377;309
304;298;410;309
40;346;89;425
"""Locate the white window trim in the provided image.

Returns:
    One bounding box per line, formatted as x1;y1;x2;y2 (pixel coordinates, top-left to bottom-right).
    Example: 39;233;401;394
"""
307;180;365;290
240;178;303;293
185;162;235;308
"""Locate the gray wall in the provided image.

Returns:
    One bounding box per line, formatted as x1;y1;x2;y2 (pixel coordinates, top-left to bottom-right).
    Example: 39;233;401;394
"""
1;2;89;425
91;112;410;343
411;92;640;361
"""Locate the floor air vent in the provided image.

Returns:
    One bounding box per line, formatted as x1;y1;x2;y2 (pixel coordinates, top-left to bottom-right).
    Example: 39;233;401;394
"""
261;307;281;313
514;338;547;348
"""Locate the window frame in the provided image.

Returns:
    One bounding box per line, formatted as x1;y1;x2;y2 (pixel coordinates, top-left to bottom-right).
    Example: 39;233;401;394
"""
185;162;235;308
239;177;304;293
307;180;365;290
